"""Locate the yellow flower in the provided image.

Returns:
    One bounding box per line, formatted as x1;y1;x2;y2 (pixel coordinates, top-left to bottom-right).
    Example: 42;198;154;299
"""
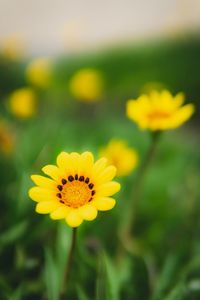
26;58;52;88
0;35;24;61
69;68;103;102
29;151;120;228
8;88;36;119
126;90;195;131
100;139;138;177
0;120;14;155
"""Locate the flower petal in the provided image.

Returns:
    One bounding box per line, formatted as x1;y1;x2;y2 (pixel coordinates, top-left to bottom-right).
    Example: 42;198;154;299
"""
78;204;97;221
93;197;116;211
50;206;70;220
96;165;117;184
31;175;56;189
42;165;63;181
56;151;69;170
29;187;56;202
96;181;121;197
36;201;59;214
79;152;94;176
65;209;83;227
91;157;107;179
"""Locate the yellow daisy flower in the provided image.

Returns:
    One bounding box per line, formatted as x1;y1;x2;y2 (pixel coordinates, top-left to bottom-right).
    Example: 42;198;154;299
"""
26;57;52;89
100;139;138;177
69;68;103;102
8;87;36;119
126;90;195;131
29;151;120;228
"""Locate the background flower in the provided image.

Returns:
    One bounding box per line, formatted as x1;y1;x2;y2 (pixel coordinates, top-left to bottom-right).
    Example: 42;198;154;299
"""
100;139;139;177
8;87;37;119
69;68;104;102
26;57;52;89
126;90;194;131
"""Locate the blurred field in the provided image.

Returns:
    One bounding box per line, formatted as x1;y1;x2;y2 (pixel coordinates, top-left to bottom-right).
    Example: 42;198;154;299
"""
0;34;200;300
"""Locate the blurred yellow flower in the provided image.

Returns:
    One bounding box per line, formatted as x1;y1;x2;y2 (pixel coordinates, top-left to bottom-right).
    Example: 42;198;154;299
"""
69;68;104;102
100;139;138;177
0;120;14;156
29;151;120;228
26;57;52;88
0;34;24;61
127;90;195;131
8;88;36;119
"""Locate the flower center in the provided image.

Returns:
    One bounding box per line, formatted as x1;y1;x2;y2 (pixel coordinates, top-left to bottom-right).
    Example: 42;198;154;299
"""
147;110;170;121
56;175;95;208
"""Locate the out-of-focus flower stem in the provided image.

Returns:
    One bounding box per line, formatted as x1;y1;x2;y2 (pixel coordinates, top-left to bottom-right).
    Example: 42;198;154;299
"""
120;131;161;252
60;227;77;300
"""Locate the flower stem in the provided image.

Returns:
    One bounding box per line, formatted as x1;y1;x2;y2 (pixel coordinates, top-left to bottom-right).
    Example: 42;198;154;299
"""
60;227;77;299
121;131;161;249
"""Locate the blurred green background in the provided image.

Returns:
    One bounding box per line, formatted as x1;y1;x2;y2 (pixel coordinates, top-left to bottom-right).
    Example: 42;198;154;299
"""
0;2;200;299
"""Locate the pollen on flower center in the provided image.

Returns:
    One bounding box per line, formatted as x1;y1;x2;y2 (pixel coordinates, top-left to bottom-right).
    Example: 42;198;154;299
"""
147;110;170;120
57;176;94;208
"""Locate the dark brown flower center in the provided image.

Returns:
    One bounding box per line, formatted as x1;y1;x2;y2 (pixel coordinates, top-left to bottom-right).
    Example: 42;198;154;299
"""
56;175;95;208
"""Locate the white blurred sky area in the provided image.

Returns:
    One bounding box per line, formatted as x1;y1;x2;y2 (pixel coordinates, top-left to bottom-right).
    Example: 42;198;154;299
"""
0;0;200;55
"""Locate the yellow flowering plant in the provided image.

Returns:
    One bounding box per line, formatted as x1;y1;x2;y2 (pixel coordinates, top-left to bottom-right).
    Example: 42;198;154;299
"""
69;68;104;102
127;90;194;131
29;151;120;297
26;57;52;89
8;87;37;119
100;139;138;177
122;90;195;250
29;151;120;228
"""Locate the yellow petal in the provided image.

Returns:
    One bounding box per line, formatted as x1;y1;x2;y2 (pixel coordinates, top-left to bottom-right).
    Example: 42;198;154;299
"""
79;152;94;175
173;92;185;108
36;201;59;214
78;204;97;221
93;197;116;211
96;166;117;184
50;206;70;220
65;209;83;227
56;152;69;170
29;187;56;202
31;175;56;189
92;157;107;179
69;152;81;174
96;181;121;197
42;165;63;181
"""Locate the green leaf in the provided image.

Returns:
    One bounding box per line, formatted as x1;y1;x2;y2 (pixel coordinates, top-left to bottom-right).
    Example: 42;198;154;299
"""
96;252;119;300
0;220;28;248
77;285;90;300
55;222;71;284
151;254;180;300
163;282;186;300
44;247;59;300
120;254;150;300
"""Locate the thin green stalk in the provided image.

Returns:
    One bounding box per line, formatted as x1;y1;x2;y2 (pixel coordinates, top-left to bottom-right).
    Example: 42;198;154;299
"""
120;131;161;249
60;227;77;299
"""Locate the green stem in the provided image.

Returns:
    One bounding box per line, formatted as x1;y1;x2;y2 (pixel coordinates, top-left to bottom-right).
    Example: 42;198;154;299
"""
60;228;77;299
121;131;161;245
